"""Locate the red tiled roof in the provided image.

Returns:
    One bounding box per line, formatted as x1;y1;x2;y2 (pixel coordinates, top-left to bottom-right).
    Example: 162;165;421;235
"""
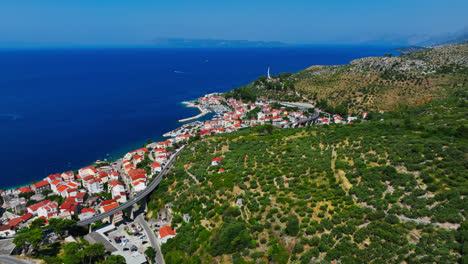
128;169;146;181
60;202;74;210
57;185;68;193
81;208;96;214
0;225;11;231
151;162;161;168
83;175;94;181
20;213;32;221
28;200;51;212
48;174;61;180
8;217;23;227
100;199;116;206
159;226;176;239
89;178;102;184
212;157;222;162
34;180;49;189
76;192;86;199
18;187;33;193
102;202;119;212
51;180;62;186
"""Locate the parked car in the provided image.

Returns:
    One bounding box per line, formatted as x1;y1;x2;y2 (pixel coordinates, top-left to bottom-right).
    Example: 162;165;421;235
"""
123;248;129;251
130;245;138;252
142;241;148;245
140;236;146;240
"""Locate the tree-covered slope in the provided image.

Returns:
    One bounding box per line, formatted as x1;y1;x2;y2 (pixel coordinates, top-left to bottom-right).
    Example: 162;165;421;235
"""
148;90;468;263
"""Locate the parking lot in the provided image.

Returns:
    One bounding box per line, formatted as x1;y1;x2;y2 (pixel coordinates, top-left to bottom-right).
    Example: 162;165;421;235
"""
105;222;150;255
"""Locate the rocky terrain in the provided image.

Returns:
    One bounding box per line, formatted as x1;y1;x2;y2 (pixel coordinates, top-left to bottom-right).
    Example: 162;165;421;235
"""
292;43;468;113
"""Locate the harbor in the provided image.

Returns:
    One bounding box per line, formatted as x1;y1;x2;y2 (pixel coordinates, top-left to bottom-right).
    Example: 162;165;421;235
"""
178;101;209;122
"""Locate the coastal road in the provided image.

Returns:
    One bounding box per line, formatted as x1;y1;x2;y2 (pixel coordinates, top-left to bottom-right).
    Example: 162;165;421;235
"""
77;146;185;226
0;255;37;264
135;215;165;264
275;109;320;128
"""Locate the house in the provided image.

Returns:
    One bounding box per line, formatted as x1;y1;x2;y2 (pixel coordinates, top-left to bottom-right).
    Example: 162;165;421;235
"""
100;201;119;223
133;179;146;193
136;148;148;156
61;171;75;182
74;192;87;203
60;202;80;215
78;208;96;221
218;168;225;173
114;193;127;203
8;217;24;230
158;226;176;243
156;155;167;164
108;181;126;202
88;178;104;194
33;180;50;194
151;162;162;174
133;155;144;165
50;180;64;194
113;211;124;224
98;172;109;183
362;112;368;119
123;162;135;173
82;175;94;189
211;157;222;166
109;171;120;181
129;169;146;182
37;200;59;219
56;185;69;197
27;200;53;215
78;165;97;179
46;174;62;183
347;115;357;123
0;225;16;238
65;188;78;198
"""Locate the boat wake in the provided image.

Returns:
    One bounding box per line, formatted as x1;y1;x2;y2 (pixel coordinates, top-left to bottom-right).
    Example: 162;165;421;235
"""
174;70;185;74
0;114;22;121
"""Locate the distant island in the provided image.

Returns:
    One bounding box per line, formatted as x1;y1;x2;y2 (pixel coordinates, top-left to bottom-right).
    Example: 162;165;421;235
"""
152;38;289;48
395;46;428;54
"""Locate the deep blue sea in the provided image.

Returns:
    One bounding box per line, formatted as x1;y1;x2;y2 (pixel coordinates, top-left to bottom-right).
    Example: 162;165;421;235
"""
0;46;395;189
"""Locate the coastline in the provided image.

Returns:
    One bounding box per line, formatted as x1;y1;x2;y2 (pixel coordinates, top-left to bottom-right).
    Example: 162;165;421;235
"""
178;101;208;122
2;100;208;191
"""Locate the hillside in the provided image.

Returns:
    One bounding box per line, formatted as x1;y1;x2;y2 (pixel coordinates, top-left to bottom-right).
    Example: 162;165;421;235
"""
148;90;468;263
224;44;468;115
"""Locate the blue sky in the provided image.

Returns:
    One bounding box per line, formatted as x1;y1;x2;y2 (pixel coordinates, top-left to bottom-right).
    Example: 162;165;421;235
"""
0;0;467;47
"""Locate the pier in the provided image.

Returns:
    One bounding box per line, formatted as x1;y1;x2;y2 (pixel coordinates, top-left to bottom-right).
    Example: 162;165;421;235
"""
178;102;208;122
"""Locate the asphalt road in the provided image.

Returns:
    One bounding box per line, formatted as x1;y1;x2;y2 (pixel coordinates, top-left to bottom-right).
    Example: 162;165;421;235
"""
136;215;165;264
0;255;36;264
77;146;184;226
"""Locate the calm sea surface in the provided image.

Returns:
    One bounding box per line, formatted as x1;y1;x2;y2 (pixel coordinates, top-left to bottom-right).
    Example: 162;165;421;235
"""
0;46;395;188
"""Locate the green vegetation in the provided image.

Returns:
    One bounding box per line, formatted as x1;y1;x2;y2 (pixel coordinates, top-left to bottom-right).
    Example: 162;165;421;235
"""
224;72;301;103
150;88;467;263
11;219;122;264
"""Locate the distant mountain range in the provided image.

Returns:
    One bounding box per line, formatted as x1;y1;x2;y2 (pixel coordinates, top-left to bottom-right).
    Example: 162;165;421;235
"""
152;38;288;48
413;27;468;47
